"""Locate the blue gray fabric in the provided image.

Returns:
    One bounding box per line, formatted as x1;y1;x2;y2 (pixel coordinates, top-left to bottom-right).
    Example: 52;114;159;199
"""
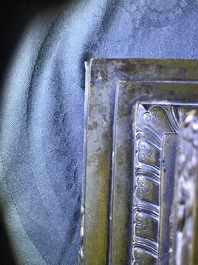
0;0;198;264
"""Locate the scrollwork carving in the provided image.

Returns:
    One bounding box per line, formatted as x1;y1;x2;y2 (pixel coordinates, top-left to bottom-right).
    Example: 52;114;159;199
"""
143;108;158;125
138;144;152;161
133;103;197;263
137;179;150;197
134;253;145;265
135;215;148;235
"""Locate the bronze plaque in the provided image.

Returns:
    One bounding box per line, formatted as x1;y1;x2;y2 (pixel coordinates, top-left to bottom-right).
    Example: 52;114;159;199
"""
80;59;198;265
113;82;198;264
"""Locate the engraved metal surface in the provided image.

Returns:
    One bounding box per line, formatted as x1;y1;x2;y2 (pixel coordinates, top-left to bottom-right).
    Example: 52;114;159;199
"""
134;110;177;264
81;59;198;265
113;82;198;264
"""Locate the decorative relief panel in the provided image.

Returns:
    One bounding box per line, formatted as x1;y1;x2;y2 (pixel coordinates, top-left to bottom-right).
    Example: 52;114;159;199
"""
133;104;181;264
133;248;156;265
136;175;159;205
82;59;198;265
113;81;198;264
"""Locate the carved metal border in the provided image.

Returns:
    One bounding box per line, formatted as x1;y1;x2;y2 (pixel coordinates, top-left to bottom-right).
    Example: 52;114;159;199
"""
81;59;198;265
113;81;198;264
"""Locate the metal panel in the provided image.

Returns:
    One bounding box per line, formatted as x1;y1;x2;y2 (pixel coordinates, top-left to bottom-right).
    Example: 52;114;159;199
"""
80;59;198;265
113;82;198;264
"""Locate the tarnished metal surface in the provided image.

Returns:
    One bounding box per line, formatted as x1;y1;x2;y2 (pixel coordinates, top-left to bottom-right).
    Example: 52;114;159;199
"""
174;110;198;265
81;59;198;265
114;82;198;264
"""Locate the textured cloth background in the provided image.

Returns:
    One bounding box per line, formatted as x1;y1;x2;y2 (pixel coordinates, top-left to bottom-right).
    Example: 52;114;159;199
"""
0;0;198;264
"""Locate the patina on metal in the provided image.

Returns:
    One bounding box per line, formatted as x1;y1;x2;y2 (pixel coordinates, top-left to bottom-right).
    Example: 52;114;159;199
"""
114;82;198;264
80;59;198;265
173;110;198;265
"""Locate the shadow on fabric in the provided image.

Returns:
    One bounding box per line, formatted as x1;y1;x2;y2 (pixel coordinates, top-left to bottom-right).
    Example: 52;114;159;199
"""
0;0;72;86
